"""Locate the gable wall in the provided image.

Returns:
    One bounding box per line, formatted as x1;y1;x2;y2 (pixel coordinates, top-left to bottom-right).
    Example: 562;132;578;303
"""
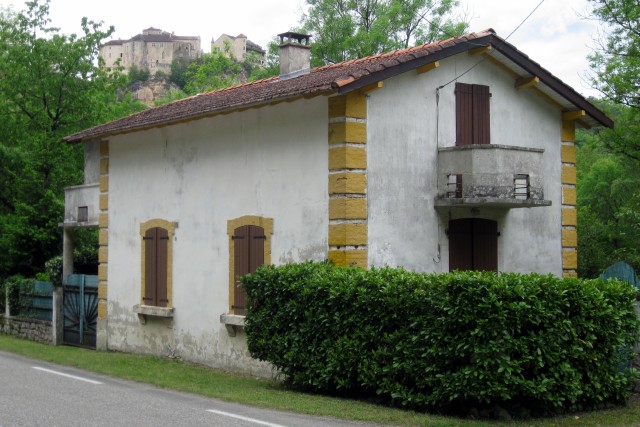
367;53;563;275
105;97;328;373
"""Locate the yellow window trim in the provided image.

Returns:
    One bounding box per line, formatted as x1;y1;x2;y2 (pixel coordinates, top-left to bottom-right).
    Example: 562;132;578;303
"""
139;219;176;308
227;215;273;315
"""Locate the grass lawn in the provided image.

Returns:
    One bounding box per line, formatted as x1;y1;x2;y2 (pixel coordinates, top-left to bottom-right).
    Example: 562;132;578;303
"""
0;334;638;426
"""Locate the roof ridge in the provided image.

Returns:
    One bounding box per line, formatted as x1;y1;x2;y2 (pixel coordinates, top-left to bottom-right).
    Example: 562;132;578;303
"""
311;30;492;73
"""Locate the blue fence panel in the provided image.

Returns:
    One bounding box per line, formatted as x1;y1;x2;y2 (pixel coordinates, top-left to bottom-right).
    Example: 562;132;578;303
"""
19;280;53;321
600;261;639;290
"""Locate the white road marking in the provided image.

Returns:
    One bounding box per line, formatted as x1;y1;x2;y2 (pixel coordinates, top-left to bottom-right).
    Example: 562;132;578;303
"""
206;409;288;427
32;366;103;385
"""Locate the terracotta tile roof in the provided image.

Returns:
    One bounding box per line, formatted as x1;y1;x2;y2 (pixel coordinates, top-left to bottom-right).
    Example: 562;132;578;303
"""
65;29;611;143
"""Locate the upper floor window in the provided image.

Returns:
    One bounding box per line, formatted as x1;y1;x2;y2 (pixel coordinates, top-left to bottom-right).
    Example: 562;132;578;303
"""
455;82;491;145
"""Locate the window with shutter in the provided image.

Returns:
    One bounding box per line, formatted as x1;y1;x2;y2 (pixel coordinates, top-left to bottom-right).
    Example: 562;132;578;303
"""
143;227;169;307
448;218;498;271
455;83;491;146
140;219;175;308
232;225;265;315
227;216;273;316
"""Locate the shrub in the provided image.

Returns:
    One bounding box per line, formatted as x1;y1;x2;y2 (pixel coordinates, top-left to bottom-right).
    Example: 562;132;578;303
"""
45;256;63;287
243;263;640;415
1;275;34;316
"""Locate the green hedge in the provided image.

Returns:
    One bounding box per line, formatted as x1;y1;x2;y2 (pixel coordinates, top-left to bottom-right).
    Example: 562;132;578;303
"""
243;263;639;414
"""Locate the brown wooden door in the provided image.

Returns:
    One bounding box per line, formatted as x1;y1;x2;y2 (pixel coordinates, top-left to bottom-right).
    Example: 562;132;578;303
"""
449;218;497;271
143;227;169;307
233;225;265;315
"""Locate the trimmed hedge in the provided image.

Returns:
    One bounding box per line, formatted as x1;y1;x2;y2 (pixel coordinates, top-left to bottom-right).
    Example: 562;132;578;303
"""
243;263;639;414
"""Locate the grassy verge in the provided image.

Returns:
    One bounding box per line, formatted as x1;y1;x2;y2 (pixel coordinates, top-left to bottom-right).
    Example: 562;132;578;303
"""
0;334;638;426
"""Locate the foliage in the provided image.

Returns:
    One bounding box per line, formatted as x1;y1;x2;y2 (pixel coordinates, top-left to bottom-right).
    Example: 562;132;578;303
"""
184;48;243;94
154;89;189;106
576;101;640;277
128;64;150;83
44;256;63;287
73;228;98;275
588;0;640;110
0;275;34;316
0;0;141;279
243;262;639;415
301;0;468;65
247;40;280;81
169;57;191;89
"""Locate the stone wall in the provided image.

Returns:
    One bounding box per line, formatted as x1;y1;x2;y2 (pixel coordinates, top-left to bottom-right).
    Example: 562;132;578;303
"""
0;315;53;344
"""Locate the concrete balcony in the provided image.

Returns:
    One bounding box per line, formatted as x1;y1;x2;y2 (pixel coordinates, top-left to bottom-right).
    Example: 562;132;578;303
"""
62;183;99;227
435;144;551;209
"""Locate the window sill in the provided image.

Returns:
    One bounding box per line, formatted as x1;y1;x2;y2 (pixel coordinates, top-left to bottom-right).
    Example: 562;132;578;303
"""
220;313;245;337
133;304;174;325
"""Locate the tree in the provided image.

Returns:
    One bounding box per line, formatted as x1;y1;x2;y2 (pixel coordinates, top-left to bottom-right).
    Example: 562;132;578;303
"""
169;57;191;89
576;101;640;277
184;48;243;94
301;0;468;65
128;64;150;83
248;39;280;81
0;0;143;278
588;0;640;161
589;0;639;109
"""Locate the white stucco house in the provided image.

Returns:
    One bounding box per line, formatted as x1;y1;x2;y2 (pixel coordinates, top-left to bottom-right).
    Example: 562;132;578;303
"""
62;30;612;374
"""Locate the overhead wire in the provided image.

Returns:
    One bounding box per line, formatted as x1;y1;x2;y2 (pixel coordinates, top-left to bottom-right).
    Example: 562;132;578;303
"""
435;0;547;91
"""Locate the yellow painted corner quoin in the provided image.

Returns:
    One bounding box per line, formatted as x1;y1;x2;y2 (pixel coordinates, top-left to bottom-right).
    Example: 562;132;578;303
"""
329;198;367;220
328;250;368;268
562;208;577;226
328;146;367;170
328;223;368;246
328;122;367;144
328;172;367;195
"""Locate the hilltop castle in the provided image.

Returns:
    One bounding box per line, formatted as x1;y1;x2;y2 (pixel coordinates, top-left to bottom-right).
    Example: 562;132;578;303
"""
211;33;266;62
100;27;202;75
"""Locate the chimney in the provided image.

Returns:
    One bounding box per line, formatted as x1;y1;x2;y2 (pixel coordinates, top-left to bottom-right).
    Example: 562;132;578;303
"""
278;32;311;80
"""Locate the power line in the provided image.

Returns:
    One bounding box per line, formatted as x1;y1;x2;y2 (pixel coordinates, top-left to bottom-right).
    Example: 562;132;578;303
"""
436;0;547;91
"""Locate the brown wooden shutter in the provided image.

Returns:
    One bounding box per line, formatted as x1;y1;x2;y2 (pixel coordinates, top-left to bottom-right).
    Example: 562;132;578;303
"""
233;225;265;315
144;228;157;306
233;225;250;315
456;83;490;145
472;219;497;271
455;83;473;146
143;227;169;307
448;219;474;271
473;85;491;145
448;218;497;272
249;226;265;273
156;228;169;307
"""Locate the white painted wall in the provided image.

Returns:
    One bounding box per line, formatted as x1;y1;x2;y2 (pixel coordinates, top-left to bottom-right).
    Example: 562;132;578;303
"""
367;54;563;275
106;97;328;374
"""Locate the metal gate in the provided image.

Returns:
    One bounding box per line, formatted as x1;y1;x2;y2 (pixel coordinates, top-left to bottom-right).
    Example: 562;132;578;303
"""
63;274;99;348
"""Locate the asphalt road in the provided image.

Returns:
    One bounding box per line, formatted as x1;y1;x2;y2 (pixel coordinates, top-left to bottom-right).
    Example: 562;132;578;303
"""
0;351;382;427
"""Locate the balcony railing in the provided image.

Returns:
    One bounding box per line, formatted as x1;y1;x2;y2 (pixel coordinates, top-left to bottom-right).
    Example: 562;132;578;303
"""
62;183;99;227
435;144;551;209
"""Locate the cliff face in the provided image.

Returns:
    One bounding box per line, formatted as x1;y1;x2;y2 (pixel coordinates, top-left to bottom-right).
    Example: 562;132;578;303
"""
128;77;181;107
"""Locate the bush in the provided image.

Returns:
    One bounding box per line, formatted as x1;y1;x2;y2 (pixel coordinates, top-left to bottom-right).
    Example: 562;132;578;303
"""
243;263;640;415
128;65;150;84
45;256;62;287
1;275;34;316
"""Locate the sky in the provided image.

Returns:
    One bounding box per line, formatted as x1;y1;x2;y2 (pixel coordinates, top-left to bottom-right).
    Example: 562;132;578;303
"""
0;0;602;97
